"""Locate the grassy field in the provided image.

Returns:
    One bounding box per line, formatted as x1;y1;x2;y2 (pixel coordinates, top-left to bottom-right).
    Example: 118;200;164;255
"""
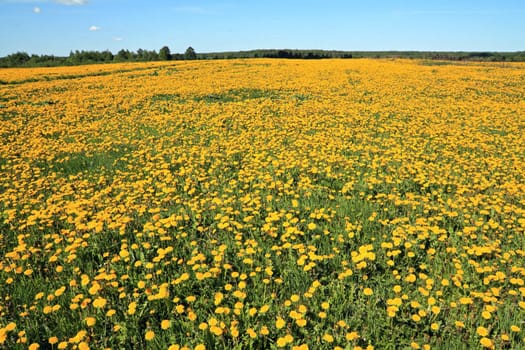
0;58;524;349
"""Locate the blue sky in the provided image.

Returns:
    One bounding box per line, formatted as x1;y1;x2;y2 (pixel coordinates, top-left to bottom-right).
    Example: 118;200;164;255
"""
1;0;524;56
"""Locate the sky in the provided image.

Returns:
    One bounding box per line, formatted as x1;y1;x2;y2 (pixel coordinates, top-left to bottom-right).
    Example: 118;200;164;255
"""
0;0;524;56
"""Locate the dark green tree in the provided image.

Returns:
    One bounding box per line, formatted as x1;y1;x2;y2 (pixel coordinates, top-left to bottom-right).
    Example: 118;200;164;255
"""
114;49;131;62
101;50;114;62
159;46;171;60
6;52;31;66
184;46;197;60
144;50;159;61
136;49;145;61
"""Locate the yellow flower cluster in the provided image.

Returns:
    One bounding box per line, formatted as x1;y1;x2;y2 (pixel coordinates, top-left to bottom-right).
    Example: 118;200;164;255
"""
0;58;524;349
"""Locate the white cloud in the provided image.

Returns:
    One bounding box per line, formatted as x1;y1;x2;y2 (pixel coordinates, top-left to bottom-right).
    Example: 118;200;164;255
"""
33;6;41;13
54;0;88;5
89;25;100;31
113;37;123;41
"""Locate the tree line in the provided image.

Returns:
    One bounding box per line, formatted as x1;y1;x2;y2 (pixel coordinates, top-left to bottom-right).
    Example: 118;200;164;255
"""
1;46;525;68
0;46;197;68
201;49;525;61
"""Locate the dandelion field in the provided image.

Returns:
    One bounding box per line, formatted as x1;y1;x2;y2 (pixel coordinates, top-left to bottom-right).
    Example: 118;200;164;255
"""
1;58;524;349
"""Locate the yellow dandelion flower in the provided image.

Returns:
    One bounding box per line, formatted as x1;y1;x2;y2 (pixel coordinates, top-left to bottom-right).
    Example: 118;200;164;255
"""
260;304;270;313
480;337;493;348
85;317;96;327
161;320;171;330
276;317;286;329
322;333;334;343
176;304;185;314
296;318;307;327
260;326;270;335
277;334;293;347
276;337;288;347
210;326;223;336
247;328;257;339
346;331;359;341
106;309;116;317
477;327;489;337
145;330;155;341
292;344;309;350
93;297;107;308
297;304;307;313
459;297;473;305
127;301;137;315
248;307;257;316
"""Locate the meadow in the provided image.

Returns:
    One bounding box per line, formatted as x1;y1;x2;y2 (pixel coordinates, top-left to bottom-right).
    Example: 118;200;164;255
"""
0;58;524;349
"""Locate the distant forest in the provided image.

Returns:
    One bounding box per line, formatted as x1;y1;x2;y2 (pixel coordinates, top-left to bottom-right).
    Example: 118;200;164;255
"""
2;46;525;67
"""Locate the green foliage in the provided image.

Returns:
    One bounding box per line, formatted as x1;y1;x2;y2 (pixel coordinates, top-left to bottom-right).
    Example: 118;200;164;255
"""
159;46;171;61
192;88;280;103
185;47;197;60
1;52;31;67
2;48;525;68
